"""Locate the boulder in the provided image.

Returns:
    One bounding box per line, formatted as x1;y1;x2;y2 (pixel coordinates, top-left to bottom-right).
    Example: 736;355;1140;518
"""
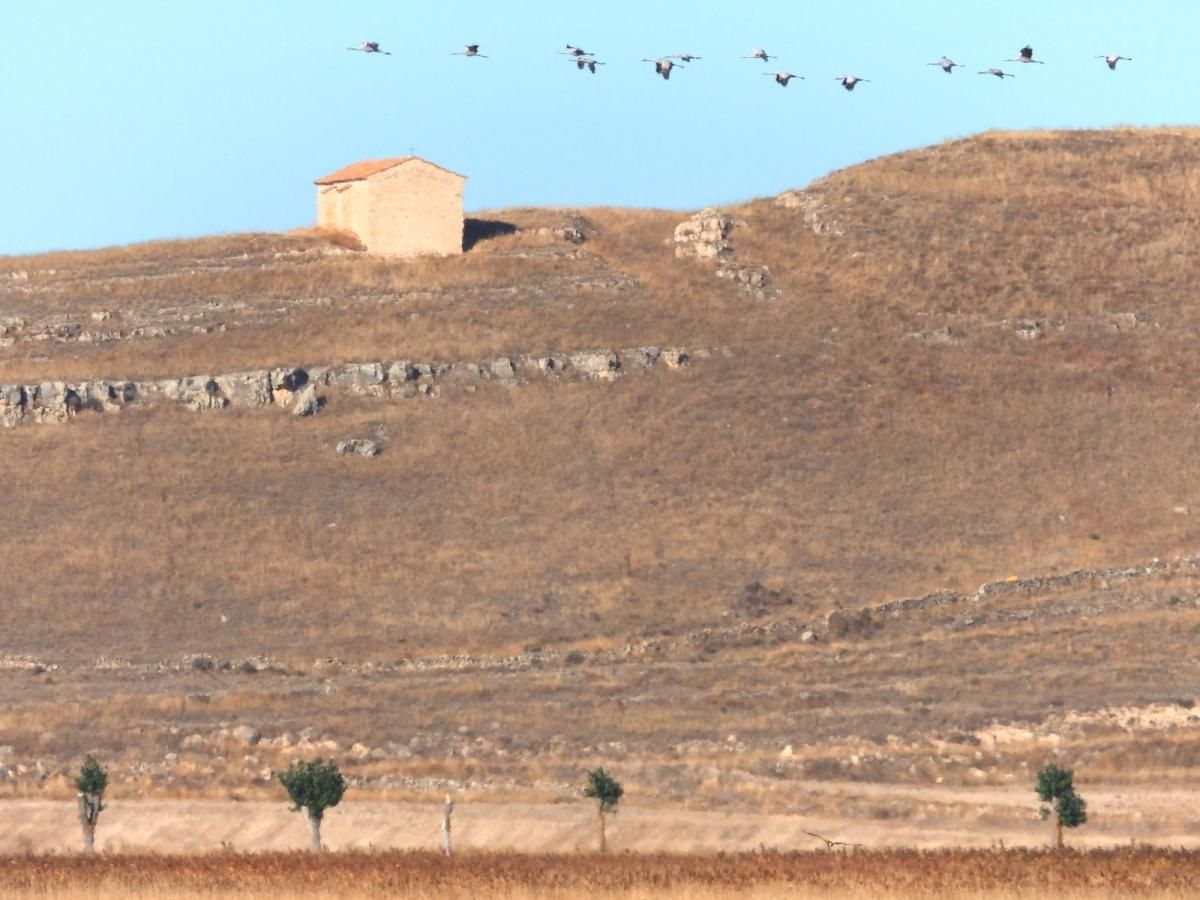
774;190;806;209
489;357;518;380
215;371;272;408
674;208;735;259
336;438;382;458
660;349;691;369
28;382;74;423
386;361;421;384
333;362;386;395
0;384;26;427
231;725;261;747
291;384;321;417
160;376;227;412
774;189;846;236
569;349;621;380
270;367;309;407
620;346;661;370
529;355;569;377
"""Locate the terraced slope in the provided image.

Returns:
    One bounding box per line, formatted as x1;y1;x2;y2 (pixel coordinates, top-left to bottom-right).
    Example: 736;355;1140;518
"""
2;130;1200;829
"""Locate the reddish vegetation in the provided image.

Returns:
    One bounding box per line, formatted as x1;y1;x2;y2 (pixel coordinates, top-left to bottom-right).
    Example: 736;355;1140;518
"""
4;848;1200;898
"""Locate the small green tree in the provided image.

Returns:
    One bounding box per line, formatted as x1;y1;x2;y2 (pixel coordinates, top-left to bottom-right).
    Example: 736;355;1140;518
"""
277;757;347;851
75;755;108;853
1036;762;1087;849
583;767;624;852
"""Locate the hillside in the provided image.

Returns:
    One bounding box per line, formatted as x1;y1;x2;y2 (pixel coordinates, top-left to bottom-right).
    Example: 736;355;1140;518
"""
2;129;1200;840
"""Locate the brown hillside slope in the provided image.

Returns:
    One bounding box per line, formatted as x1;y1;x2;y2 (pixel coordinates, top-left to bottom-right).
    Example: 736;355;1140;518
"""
2;129;1200;819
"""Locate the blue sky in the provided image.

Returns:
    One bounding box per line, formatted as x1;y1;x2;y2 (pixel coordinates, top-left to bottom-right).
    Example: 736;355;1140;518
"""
0;2;1188;255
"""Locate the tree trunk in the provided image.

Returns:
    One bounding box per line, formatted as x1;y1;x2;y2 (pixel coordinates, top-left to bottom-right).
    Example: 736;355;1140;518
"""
1055;814;1064;850
441;795;454;858
77;794;100;854
598;807;607;853
307;809;323;852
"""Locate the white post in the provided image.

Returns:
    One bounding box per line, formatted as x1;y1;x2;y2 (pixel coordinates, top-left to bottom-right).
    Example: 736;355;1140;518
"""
441;795;454;857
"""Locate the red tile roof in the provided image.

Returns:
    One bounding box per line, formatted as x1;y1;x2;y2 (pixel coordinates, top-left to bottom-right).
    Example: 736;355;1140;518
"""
314;157;467;185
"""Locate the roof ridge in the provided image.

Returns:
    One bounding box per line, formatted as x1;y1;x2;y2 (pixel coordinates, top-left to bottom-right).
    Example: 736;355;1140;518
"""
314;157;467;185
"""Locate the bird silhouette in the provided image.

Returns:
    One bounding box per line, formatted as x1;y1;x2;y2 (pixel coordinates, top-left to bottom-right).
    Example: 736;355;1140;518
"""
1008;45;1043;64
1096;54;1132;70
805;831;862;850
928;57;960;74
348;41;390;55
767;71;804;87
979;68;1016;79
453;44;488;58
835;74;870;91
643;57;682;80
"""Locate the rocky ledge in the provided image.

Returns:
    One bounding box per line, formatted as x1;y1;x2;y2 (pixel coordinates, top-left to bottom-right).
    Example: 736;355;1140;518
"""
1;344;724;427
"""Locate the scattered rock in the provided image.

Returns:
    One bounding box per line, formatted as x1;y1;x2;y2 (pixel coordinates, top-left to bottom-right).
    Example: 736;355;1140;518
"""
774;189;845;236
489;357;518;380
1014;320;1045;341
908;326;962;346
231;726;261;747
336;438;381;458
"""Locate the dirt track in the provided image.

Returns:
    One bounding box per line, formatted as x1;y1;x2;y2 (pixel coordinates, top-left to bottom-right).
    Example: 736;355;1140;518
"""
5;781;1198;854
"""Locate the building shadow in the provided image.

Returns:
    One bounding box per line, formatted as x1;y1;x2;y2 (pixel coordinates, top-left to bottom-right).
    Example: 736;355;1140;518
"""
463;218;519;252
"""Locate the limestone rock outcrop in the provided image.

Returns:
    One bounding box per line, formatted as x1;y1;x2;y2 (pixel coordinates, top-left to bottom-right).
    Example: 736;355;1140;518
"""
674;209;735;259
0;344;724;427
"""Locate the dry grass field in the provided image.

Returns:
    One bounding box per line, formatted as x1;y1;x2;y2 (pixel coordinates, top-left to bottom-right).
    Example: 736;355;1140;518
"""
3;128;1200;861
4;848;1200;899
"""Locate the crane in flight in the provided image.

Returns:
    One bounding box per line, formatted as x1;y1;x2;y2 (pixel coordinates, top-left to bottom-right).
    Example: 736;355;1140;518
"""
453;45;487;58
979;68;1016;79
670;53;702;63
928;57;960;73
572;57;605;74
742;48;774;62
1096;54;1132;70
1008;45;1044;64
644;57;683;80
835;74;869;91
563;45;592;58
766;71;804;87
348;41;390;55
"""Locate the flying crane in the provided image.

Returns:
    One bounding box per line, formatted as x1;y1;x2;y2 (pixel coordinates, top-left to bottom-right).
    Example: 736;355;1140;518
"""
347;41;390;55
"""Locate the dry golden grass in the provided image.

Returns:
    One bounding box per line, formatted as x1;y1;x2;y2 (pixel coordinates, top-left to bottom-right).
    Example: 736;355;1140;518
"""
4;128;1200;821
3;849;1200;899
